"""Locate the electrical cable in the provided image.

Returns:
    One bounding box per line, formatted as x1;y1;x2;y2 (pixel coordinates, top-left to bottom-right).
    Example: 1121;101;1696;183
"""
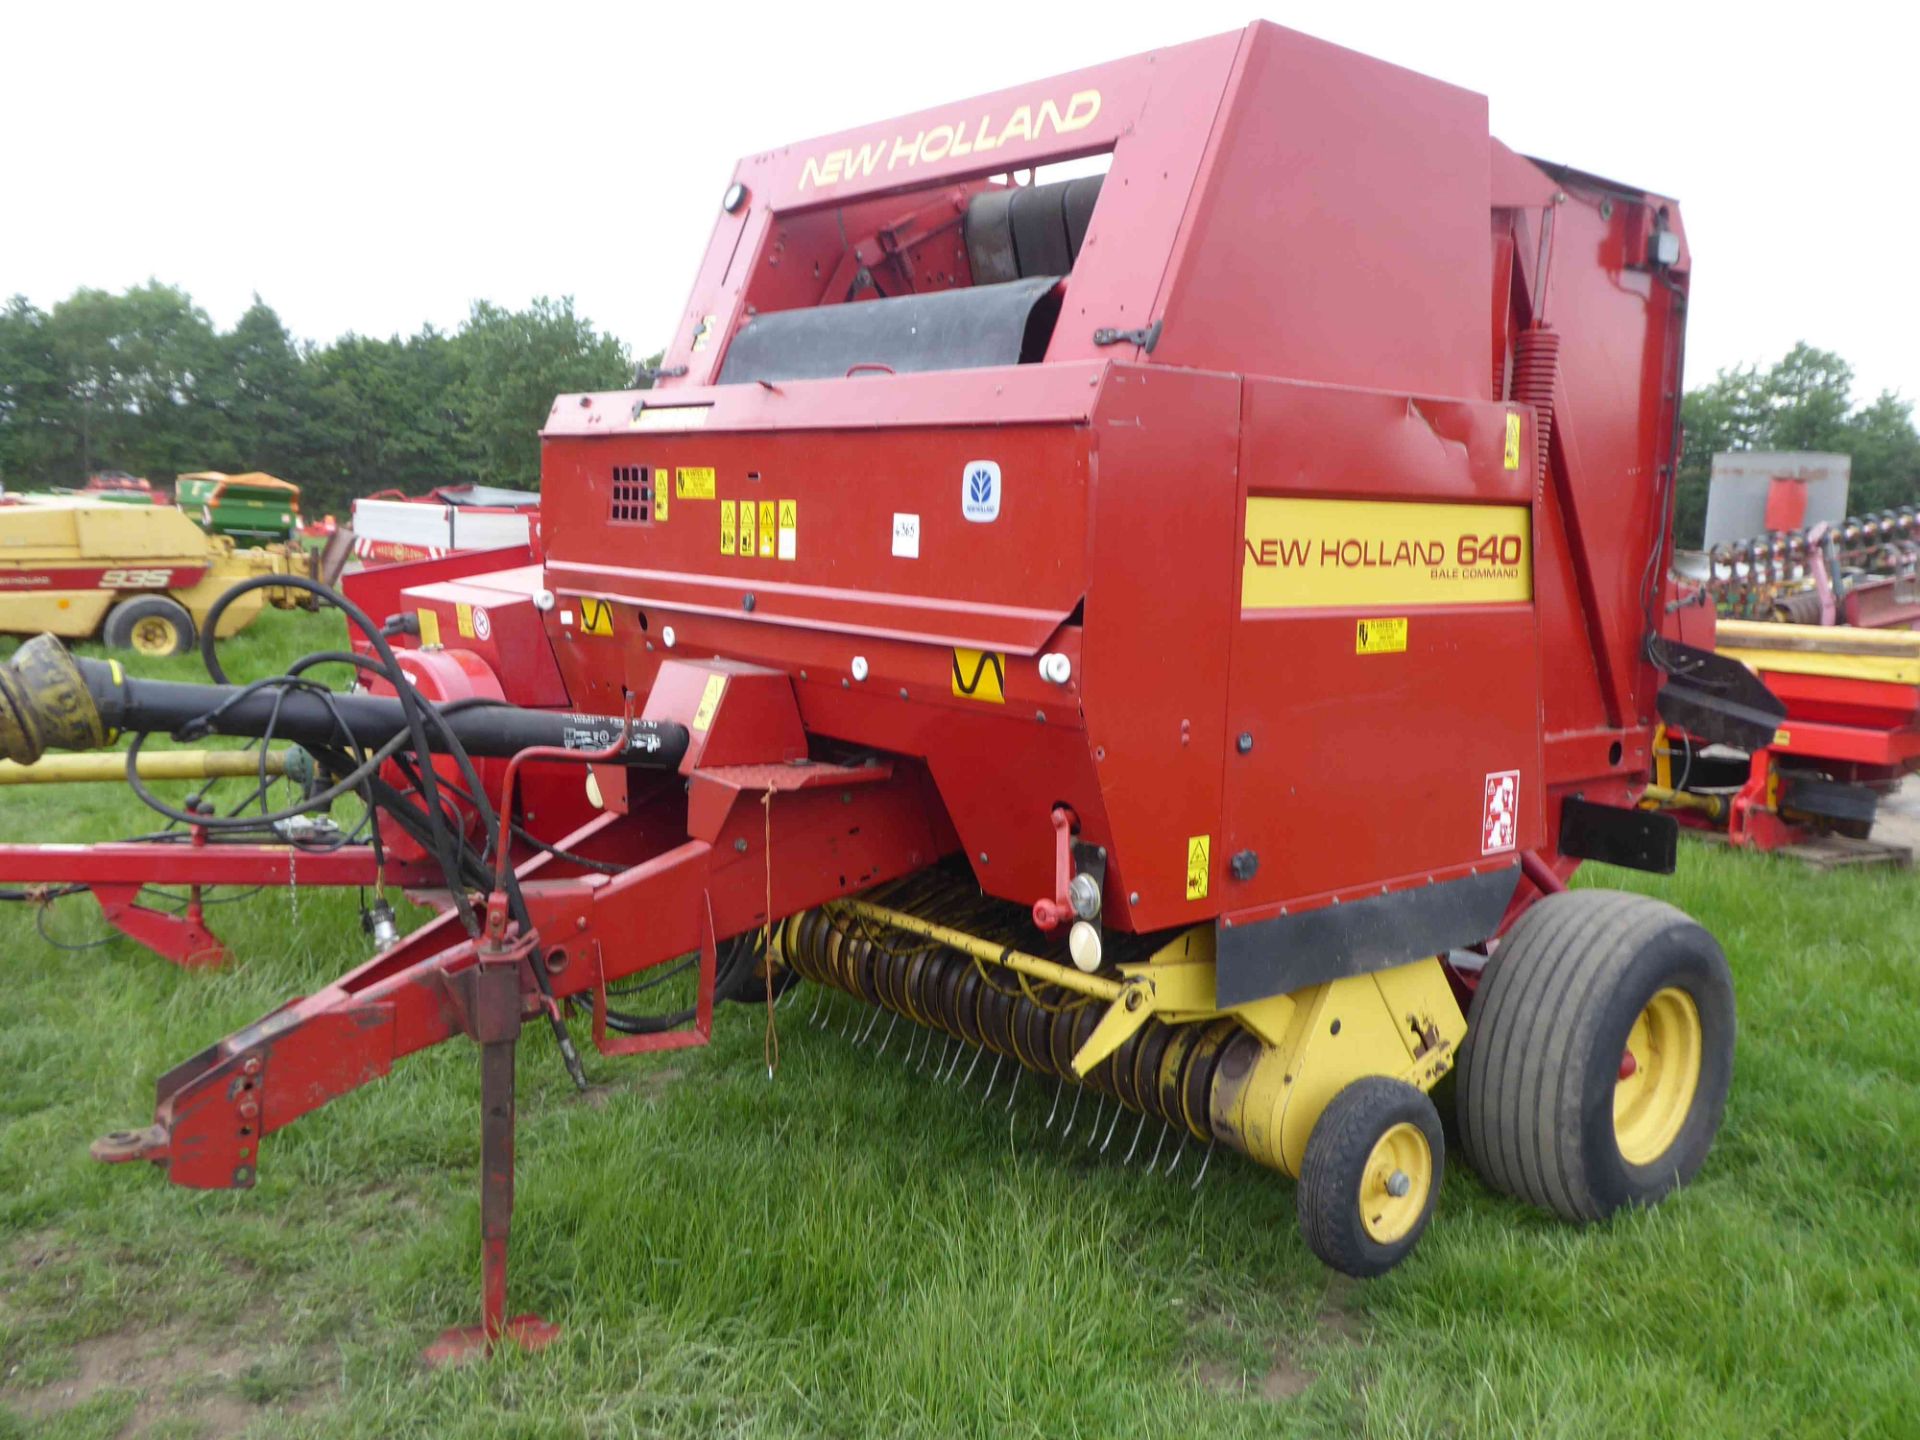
36;902;117;952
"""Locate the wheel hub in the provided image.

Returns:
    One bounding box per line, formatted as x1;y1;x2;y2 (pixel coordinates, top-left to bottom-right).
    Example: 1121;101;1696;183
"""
131;616;178;655
1612;986;1703;1165
1359;1121;1431;1243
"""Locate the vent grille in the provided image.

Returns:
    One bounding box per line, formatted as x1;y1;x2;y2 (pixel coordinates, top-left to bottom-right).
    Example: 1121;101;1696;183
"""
610;466;651;523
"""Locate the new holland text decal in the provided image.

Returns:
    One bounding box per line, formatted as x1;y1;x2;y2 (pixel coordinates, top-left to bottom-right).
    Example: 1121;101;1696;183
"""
1241;498;1531;608
799;91;1102;191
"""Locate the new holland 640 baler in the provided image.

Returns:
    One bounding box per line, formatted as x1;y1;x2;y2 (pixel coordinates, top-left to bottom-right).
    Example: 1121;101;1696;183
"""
0;23;1771;1359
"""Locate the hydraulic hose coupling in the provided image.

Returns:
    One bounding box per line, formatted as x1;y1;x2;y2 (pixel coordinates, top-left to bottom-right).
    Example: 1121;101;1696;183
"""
0;634;108;766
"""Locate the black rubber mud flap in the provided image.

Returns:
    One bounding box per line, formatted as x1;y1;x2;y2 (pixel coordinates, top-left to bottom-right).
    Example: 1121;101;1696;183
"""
1559;798;1678;875
1215;866;1518;1007
1655;640;1786;751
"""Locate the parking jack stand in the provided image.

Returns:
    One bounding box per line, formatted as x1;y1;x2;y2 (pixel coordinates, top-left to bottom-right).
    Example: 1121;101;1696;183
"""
424;936;561;1366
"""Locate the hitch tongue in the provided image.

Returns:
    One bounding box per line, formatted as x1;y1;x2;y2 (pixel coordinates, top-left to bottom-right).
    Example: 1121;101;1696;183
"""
89;1124;170;1165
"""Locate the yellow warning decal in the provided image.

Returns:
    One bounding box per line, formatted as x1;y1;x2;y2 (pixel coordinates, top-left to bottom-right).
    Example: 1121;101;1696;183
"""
654;469;669;522
1774;728;1792;747
1242;498;1532;609
720;500;737;556
757;500;776;558
1185;835;1210;901
1355;617;1407;654
579;597;616;637
455;603;475;638
417;608;441;647
951;648;1006;704
676;467;716;500
1504;413;1523;471
691;673;726;732
777;499;797;561
738;500;755;558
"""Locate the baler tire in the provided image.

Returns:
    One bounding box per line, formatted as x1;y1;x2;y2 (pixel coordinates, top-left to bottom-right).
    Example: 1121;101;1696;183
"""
1455;889;1734;1224
102;596;196;657
1297;1076;1444;1278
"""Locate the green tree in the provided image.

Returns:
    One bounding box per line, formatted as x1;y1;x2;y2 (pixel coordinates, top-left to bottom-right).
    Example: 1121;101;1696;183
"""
1844;391;1920;514
303;328;471;514
199;297;317;480
46;282;221;482
453;297;631;489
0;297;70;490
1763;344;1855;452
1676;364;1771;545
1674;343;1920;545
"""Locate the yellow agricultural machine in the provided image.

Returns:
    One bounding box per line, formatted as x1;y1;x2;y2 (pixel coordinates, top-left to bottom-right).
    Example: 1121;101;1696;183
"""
0;496;323;655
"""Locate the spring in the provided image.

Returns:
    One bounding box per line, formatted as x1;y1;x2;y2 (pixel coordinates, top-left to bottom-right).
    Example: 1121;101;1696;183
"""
1511;325;1561;483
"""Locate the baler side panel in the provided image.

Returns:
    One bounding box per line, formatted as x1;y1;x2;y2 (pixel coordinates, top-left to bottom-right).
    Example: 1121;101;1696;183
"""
1149;24;1492;402
537;405;1108;912
1528;420;1612;742
1080;367;1242;929
1507;168;1689;791
540;420;1089;654
1222;380;1543;906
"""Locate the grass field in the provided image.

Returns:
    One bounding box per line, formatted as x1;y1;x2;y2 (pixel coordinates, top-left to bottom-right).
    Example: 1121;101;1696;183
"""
1;609;1916;1439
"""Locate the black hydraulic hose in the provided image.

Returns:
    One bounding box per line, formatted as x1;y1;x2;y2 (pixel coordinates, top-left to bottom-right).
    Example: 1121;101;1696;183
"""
76;661;685;765
600;932;767;1034
201;575;478;935
199;574;600;1083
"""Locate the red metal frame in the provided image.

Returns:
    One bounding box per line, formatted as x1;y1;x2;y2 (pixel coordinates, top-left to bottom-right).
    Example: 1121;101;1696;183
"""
0;840;436;967
1661;649;1920;853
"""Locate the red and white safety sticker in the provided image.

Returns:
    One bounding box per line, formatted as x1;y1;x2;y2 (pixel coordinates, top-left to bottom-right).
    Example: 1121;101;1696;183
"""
1481;770;1520;855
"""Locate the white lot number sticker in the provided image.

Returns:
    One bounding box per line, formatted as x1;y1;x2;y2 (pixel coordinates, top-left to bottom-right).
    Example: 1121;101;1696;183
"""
1481;770;1519;854
892;513;921;558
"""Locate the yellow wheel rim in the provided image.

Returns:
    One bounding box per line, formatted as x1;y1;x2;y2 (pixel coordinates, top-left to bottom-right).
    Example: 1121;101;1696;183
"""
1359;1121;1432;1244
1613;986;1703;1165
130;615;179;655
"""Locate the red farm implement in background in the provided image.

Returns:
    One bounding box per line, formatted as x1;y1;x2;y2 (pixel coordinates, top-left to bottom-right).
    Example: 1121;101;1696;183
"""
349;485;543;566
1647;607;1920;859
1658;493;1920;858
0;22;1771;1362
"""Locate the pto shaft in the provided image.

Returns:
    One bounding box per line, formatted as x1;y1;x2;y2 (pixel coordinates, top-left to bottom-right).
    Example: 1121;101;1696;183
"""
0;633;687;767
0;748;310;786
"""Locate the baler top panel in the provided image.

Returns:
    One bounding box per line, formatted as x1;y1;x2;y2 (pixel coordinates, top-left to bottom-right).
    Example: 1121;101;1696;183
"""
638;23;1492;402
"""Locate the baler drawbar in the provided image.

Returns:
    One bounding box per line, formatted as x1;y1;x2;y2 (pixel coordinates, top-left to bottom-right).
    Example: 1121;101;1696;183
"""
0;21;1753;1362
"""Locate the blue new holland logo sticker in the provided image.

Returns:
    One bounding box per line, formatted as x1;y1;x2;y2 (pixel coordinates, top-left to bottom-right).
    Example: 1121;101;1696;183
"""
962;460;1001;522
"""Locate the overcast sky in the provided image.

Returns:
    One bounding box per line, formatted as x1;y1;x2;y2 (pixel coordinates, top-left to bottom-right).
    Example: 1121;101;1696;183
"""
3;2;1913;404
